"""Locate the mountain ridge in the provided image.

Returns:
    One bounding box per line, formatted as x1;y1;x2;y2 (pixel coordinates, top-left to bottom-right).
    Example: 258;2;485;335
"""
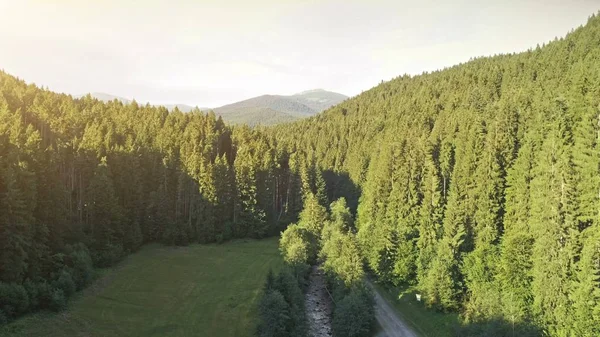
78;89;348;126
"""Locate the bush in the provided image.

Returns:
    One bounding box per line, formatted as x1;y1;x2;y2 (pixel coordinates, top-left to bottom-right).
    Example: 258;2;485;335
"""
216;221;234;244
35;282;53;310
53;269;76;297
68;245;94;289
0;309;7;325
257;266;308;337
163;222;190;246
92;243;124;267
0;282;30;318
257;290;291;337
332;287;375;337
279;224;310;266
23;280;41;310
49;288;67;312
22;280;53;311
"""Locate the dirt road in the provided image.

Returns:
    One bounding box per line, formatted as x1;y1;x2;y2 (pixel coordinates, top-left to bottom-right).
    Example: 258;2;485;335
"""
368;281;419;337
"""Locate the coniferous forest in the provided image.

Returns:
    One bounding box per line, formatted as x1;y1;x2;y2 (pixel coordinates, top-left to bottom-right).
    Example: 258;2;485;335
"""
2;11;600;337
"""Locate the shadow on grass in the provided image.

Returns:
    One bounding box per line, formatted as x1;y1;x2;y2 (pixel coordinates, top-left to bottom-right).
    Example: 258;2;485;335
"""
372;282;543;337
456;318;542;337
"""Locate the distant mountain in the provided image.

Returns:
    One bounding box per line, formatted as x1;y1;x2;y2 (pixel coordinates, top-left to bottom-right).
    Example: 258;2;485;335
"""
290;89;349;112
213;89;347;126
76;92;131;104
163;104;199;113
75;93;207;113
76;89;348;126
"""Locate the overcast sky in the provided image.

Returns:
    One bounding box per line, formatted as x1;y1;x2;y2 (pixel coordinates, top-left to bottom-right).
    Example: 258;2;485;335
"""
0;0;598;107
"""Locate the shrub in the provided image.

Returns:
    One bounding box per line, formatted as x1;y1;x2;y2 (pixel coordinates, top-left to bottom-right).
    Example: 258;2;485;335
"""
22;281;53;311
257;290;291;337
49;288;67;312
68;245;94;289
93;243;124;267
23;280;41;310
0;309;7;325
53;269;76;297
34;282;53;310
332;287;375;337
163;222;190;246
279;224;310;266
0;282;30;318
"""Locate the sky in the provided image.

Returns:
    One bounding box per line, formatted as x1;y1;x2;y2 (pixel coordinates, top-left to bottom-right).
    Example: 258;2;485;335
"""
0;0;598;107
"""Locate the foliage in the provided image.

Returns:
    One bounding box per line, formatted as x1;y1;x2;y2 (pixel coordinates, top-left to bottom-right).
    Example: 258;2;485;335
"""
2;12;600;336
331;286;375;337
257;290;291;337
268;13;600;335
257;267;307;337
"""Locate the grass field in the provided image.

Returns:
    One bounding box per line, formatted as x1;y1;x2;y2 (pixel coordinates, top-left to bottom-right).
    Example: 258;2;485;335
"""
1;238;282;337
372;283;460;337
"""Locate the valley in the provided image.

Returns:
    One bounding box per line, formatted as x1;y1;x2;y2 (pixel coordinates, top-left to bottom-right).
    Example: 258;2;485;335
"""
0;4;599;337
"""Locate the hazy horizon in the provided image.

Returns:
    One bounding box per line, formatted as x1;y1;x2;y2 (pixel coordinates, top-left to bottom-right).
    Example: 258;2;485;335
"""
0;0;598;107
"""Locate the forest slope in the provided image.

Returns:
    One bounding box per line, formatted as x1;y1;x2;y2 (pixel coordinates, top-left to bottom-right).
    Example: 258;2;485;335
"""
1;11;600;337
269;13;600;336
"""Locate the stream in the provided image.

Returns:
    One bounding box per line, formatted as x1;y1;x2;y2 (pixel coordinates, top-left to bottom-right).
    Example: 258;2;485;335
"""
305;265;333;337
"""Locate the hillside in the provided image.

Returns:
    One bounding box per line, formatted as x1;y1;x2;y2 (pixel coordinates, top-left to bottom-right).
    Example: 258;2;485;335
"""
76;93;204;113
290;89;349;112
1;11;600;337
269;13;600;336
213;89;347;126
77;90;347;125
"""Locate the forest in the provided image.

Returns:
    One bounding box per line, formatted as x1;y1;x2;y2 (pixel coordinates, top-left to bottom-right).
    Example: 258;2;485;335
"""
0;70;332;322
1;11;600;337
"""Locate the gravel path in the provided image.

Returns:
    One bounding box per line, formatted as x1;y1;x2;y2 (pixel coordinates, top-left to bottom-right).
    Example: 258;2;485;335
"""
368;281;419;337
305;265;333;337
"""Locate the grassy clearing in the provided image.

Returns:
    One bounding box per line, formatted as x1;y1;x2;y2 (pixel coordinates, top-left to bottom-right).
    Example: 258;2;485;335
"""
1;238;282;337
372;283;460;337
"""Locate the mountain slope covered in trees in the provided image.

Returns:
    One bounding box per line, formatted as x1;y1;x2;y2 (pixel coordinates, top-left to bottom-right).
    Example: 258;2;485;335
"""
1;12;600;337
269;13;600;336
0;72;333;323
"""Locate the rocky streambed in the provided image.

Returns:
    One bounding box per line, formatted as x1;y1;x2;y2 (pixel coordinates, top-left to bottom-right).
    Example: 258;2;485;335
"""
305;265;333;337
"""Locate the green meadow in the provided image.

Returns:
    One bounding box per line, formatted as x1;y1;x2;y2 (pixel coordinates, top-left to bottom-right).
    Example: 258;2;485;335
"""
1;239;282;337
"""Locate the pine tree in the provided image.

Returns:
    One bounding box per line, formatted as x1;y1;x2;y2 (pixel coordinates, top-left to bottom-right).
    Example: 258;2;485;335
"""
423;113;483;310
416;141;444;293
497;133;536;324
462;125;504;321
569;224;600;336
314;168;328;208
87;157;123;249
297;193;328;263
356;143;394;283
529;99;579;334
0;162;30;282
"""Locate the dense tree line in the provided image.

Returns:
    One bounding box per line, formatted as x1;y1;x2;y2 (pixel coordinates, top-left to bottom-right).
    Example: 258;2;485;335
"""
0;71;327;322
270;13;600;336
2;12;600;336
